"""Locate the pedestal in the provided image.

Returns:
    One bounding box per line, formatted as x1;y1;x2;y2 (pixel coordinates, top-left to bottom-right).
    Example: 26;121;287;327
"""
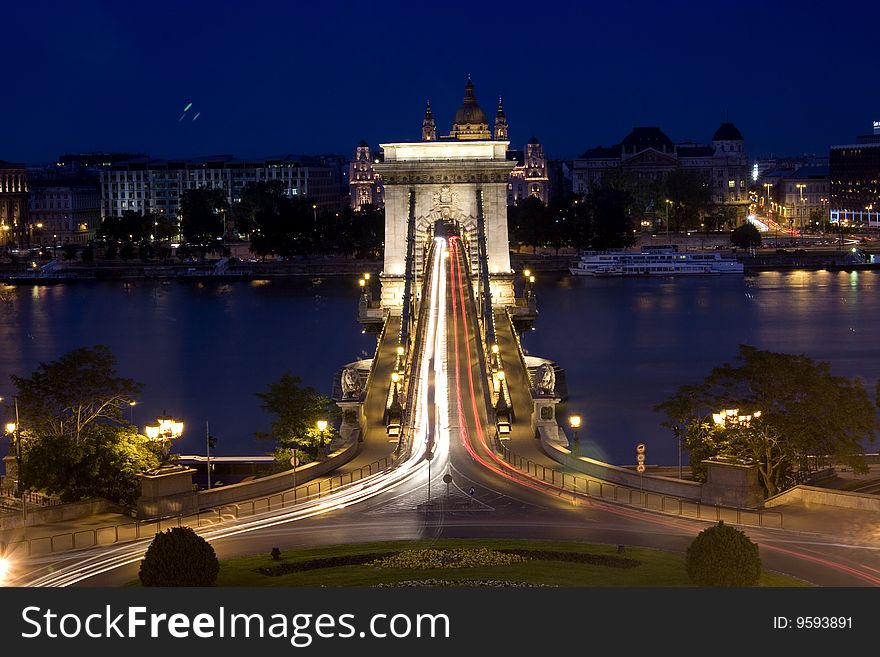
700;459;764;509
137;465;197;519
335;399;365;446
3;454;18;481
532;395;562;444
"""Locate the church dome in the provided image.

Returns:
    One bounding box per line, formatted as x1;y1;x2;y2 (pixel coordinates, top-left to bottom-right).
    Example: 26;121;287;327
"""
713;122;743;141
453;79;488;126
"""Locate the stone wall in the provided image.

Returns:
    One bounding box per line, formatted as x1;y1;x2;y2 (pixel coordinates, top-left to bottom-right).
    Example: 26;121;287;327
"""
540;429;704;501
764;485;880;512
0;498;123;532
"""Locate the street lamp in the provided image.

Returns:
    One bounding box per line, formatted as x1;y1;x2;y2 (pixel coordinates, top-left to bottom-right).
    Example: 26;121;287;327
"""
145;414;184;463
568;415;581;447
316;419;328;455
664;199;673;242
128;400;136;425
673;425;682;480
3;397;22;501
796;183;806;244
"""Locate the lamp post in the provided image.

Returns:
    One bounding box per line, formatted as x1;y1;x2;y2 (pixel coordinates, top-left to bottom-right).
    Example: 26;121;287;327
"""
673;424;682;480
569;415;581;448
523;269;531;299
796;183;806;244
128;400;136;425
665;199;673;242
763;183;774;245
145;414;184;463
316;419;328;456
363;272;371;302
206;420;218;490
4;398;24;514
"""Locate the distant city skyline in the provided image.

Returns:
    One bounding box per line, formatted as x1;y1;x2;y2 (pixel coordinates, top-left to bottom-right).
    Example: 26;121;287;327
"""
2;1;876;164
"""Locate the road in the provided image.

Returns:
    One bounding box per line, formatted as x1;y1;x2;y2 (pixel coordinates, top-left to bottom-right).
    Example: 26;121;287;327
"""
9;235;880;587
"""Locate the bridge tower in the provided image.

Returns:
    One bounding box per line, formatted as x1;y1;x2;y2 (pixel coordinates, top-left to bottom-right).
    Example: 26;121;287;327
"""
374;79;516;315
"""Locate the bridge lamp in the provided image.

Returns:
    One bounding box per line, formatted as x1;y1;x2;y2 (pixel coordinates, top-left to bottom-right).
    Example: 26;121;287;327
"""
145;415;184;441
391;371;400;384
523;269;531;278
364;272;370;281
397;345;405;356
569;414;582;443
358;278;365;289
496;370;505;381
529;275;535;284
491;344;499;354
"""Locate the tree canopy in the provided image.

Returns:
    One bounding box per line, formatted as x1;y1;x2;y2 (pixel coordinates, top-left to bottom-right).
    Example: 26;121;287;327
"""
9;346;162;506
256;373;338;461
180;187;228;255
655;345;877;496
731;222;761;249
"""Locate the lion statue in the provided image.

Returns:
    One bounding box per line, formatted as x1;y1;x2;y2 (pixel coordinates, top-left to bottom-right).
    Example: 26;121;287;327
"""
534;363;556;396
341;367;362;399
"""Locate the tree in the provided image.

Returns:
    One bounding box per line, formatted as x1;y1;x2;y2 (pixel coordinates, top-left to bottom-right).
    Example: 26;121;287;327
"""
22;424;162;506
686;521;761;587
119;241;136;261
139;527;220;586
731;222;761;249
180;187;229;257
61;243;78;261
587;186;635;250
656;345;877;496
256;373;337;460
9;346;161;506
81;243;95;263
11;345;141;443
664;169;711;232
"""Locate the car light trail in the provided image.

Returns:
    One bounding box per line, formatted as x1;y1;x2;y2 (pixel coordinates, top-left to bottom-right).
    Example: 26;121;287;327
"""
445;238;880;587
19;239;452;588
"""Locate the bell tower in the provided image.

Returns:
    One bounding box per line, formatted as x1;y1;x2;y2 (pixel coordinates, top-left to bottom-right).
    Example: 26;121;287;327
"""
493;96;508;140
421;100;436;141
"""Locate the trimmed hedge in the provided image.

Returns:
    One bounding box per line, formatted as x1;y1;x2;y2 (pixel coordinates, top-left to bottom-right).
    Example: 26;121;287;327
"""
139;527;220;587
686;521;761;587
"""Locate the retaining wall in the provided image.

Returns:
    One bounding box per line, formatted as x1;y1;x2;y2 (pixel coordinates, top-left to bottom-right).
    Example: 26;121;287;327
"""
0;498;123;532
539;428;704;501
764;485;880;512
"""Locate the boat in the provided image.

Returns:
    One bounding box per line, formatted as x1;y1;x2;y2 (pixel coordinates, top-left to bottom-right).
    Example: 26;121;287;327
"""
569;245;743;277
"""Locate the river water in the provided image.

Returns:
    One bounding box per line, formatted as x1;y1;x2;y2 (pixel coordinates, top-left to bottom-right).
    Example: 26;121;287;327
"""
1;271;878;464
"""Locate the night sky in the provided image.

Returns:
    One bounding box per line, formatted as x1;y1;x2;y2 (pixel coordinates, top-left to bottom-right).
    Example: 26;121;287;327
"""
3;0;876;164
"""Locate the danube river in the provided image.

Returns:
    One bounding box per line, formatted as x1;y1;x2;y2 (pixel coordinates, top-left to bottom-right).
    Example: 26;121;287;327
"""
2;271;878;464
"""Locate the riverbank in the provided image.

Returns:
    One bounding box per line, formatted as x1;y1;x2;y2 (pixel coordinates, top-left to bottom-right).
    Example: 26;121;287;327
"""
0;257;384;284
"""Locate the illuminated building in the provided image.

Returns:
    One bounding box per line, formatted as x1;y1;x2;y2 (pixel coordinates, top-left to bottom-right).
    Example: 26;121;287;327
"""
349;141;385;210
101;155;341;220
375;78;516;311
829;121;880;227
0;160;28;249
350;91;552;208
765;167;829;233
28;178;101;245
507;137;549;204
572;122;750;215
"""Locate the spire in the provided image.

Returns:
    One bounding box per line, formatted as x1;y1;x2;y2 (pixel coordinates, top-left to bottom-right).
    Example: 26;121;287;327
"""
493;95;509;140
421;99;436;141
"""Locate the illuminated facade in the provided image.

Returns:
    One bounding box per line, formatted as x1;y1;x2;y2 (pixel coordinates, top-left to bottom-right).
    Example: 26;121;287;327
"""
375;79;515;311
508;137;549;204
0;161;28;248
830;122;880;225
572;123;750;215
28;179;101;245
766;167;829;232
349;141;384;210
101;155;340;220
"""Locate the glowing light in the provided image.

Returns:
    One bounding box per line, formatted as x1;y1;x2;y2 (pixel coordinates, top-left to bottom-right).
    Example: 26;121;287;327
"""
569;415;582;429
183;102;193;112
391;371;400;383
491;344;499;354
0;557;10;583
316;420;328;433
396;345;404;356
4;422;15;434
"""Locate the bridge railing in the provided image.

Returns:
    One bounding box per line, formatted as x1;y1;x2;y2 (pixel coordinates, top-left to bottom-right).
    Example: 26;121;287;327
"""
0;453;399;561
497;444;784;530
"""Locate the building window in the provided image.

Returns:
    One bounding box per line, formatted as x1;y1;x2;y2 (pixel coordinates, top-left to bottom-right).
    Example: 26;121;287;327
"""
728;180;735;189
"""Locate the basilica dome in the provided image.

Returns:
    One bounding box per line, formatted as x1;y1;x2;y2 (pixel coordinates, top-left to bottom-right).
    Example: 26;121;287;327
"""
453;79;488;126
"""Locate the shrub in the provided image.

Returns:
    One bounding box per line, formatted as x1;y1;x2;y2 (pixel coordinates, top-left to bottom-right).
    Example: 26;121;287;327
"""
686;521;761;586
139;527;219;586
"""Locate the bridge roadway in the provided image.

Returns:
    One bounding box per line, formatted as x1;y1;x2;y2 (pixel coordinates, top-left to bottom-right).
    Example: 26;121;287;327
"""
12;237;880;587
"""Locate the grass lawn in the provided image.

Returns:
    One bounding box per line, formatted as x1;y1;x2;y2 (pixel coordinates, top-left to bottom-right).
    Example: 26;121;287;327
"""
213;539;809;587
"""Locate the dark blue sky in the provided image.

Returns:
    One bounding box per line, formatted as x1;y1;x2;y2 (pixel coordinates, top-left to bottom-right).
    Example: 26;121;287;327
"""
2;0;876;164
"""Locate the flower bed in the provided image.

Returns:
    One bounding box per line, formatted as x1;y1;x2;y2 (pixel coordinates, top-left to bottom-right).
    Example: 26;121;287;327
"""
367;548;528;570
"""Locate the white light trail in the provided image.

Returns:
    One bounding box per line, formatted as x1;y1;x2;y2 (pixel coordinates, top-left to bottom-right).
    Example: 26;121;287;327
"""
19;238;451;587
